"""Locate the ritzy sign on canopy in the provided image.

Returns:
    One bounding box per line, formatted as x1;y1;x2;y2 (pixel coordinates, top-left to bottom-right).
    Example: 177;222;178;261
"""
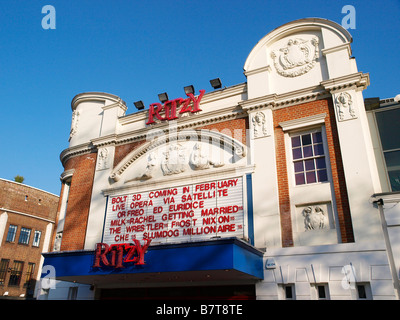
93;239;151;269
146;90;205;125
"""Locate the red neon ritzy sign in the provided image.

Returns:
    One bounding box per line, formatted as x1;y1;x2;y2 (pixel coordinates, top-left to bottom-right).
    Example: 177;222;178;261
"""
93;239;151;269
146;89;205;125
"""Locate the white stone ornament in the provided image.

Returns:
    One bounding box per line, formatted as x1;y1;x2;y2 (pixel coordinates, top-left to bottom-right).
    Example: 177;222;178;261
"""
189;142;224;170
271;37;319;77
335;92;356;121
97;147;109;170
135;152;158;180
161;144;187;176
69;110;79;141
303;206;328;231
251;111;269;138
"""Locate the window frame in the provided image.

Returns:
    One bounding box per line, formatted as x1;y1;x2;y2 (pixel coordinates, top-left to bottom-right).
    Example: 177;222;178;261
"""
23;263;35;288
8;260;24;287
372;104;400;192
6;224;17;243
0;259;10;285
284;284;295;300
32;230;42;247
18;227;31;245
288;127;330;187
312;283;330;300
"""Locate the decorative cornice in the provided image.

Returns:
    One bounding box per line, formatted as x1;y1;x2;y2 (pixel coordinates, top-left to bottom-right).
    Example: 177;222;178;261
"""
321;42;352;57
60;169;75;182
239;85;329;112
243;65;272;77
321;72;370;93
0;207;56;224
60;143;96;166
61;72;368;165
71;92;126;111
102;101;127;113
116;104;247;147
279;113;327;131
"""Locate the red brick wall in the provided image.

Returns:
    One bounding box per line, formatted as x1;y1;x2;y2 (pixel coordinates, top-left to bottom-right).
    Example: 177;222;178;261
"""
0;179;59;297
200;118;248;146
60;153;97;251
0;180;59;220
114;140;147;168
273;98;354;247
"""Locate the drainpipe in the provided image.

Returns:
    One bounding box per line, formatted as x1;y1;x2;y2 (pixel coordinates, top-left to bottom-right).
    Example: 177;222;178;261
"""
373;198;400;299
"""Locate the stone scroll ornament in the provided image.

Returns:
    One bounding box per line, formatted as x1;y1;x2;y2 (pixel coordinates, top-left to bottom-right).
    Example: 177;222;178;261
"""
270;37;319;77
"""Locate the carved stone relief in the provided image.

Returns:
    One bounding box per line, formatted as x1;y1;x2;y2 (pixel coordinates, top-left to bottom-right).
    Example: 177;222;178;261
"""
110;130;247;183
97;147;110;170
270;36;319;77
335;92;356;121
251;111;269;138
302;205;328;231
135;152;158;180
161;144;187;176
189;142;224;170
69;110;80;141
53;232;62;251
294;203;338;246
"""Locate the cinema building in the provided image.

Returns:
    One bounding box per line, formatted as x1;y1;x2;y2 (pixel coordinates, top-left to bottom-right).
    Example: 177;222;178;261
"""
40;18;399;300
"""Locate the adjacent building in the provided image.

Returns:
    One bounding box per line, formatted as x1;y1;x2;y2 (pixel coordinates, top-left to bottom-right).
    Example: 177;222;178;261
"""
0;178;59;299
40;18;399;300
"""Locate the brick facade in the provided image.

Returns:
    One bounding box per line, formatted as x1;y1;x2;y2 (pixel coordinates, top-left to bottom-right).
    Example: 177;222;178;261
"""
273;98;354;247
0;179;59;298
60;153;97;251
62;112;353;250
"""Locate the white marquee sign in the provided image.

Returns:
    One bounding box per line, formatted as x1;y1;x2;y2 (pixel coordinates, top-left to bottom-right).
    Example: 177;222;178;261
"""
102;177;244;244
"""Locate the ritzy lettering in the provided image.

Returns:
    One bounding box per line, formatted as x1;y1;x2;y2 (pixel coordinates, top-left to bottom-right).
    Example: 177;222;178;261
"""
92;239;151;269
146;90;205;125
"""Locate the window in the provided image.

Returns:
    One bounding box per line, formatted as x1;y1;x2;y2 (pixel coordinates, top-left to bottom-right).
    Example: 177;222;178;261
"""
0;259;9;285
375;107;400;191
284;285;295;299
356;283;372;300
6;225;17;242
24;263;35;288
32;230;41;247
291;131;328;185
68;286;78;300
18;227;31;245
357;284;366;299
8;261;24;286
315;284;330;300
317;285;326;299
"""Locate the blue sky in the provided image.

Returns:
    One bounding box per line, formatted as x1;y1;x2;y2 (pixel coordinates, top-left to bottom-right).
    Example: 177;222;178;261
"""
0;0;398;195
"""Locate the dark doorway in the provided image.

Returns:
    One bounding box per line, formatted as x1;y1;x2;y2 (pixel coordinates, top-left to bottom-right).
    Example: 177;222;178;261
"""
100;284;255;300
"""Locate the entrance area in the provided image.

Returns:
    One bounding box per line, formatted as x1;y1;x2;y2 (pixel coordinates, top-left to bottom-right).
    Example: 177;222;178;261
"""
99;285;255;300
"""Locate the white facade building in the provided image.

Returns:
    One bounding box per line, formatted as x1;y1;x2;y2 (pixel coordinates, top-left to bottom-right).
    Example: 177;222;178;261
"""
39;18;398;300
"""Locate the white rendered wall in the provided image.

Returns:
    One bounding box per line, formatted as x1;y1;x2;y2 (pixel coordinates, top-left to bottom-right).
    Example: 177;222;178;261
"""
257;242;396;300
